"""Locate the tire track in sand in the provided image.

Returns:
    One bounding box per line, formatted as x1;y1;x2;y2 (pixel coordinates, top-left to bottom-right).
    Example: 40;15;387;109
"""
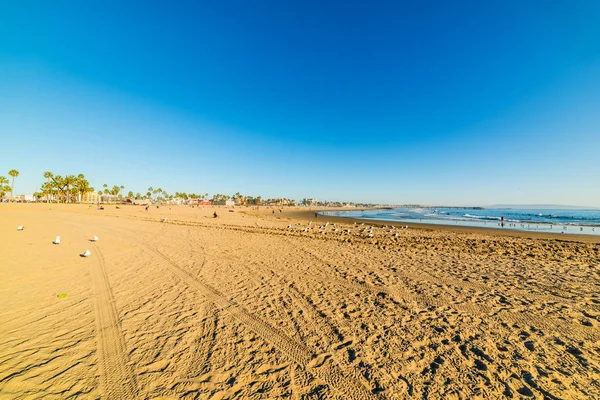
136;241;380;400
89;243;138;399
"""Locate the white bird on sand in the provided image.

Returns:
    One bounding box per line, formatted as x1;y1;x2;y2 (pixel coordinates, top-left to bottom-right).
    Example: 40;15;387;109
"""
53;236;60;245
81;250;91;257
90;236;99;242
17;226;24;231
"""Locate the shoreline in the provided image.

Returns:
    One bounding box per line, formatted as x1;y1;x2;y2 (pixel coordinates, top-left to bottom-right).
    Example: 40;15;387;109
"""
283;208;600;244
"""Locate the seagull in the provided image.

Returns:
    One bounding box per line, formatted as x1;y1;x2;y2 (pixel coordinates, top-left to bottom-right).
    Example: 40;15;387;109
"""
53;236;60;245
17;226;24;231
81;250;91;257
90;236;99;242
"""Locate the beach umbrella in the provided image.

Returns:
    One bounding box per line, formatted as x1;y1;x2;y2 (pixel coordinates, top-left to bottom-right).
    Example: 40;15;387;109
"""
17;226;24;231
90;236;99;242
53;236;60;244
81;250;91;257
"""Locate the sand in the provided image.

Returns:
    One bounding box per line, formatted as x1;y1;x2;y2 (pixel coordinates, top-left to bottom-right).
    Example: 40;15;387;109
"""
1;203;599;399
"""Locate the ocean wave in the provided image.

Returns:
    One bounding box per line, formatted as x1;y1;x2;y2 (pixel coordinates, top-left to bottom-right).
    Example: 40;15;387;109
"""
463;213;502;221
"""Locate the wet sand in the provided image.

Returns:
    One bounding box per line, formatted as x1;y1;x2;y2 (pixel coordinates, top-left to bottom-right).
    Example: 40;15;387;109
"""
1;203;599;399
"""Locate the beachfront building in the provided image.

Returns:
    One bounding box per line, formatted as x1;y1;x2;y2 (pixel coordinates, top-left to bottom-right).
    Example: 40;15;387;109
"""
82;191;101;204
212;199;235;207
302;198;317;206
15;194;36;202
190;199;211;206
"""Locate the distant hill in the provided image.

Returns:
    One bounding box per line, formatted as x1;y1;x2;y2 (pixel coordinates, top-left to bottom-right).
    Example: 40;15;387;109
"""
487;204;600;210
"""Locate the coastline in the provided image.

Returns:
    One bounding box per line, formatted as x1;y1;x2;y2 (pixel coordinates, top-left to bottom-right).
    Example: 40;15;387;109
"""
283;207;600;244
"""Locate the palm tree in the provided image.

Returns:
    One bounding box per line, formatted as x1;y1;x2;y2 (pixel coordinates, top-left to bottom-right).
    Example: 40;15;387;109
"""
0;176;9;200
120;185;125;198
127;191;134;199
76;174;90;203
64;175;76;203
43;171;53;203
8;169;19;201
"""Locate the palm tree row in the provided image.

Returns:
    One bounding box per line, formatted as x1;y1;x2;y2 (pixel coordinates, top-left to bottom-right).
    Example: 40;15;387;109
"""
2;170;289;206
0;170;20;201
41;172;94;203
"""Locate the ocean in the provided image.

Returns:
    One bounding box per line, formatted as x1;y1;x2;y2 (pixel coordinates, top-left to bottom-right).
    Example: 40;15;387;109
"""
320;207;600;236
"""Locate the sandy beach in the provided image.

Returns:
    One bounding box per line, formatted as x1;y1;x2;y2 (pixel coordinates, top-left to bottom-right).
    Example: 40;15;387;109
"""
1;203;599;399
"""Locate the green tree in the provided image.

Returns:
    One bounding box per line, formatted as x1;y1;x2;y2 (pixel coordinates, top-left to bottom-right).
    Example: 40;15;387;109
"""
127;191;134;198
64;175;77;203
8;169;19;201
50;175;68;203
76;174;91;203
0;176;9;200
43;171;54;203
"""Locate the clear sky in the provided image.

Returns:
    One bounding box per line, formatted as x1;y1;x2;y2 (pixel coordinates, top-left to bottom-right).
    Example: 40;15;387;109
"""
1;0;599;206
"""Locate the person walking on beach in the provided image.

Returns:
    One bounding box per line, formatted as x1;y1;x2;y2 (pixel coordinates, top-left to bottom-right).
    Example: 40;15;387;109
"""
501;216;505;228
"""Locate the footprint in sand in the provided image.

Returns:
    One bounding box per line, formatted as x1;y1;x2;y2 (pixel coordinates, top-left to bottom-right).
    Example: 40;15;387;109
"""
307;353;332;369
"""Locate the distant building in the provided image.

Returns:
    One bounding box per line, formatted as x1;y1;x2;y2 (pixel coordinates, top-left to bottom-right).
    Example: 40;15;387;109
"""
16;194;35;202
212;199;235;207
302;198;317;206
190;199;211;206
83;191;101;203
133;199;151;206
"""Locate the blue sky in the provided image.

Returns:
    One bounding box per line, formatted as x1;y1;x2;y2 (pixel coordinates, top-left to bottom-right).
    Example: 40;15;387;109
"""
1;0;599;206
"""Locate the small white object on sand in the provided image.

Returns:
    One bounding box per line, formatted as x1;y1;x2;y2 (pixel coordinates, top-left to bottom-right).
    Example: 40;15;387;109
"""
90;236;99;242
17;226;24;231
81;250;91;257
53;236;60;244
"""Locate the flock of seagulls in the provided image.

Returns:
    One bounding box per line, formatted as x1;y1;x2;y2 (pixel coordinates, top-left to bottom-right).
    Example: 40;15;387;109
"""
17;225;97;257
285;221;410;239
